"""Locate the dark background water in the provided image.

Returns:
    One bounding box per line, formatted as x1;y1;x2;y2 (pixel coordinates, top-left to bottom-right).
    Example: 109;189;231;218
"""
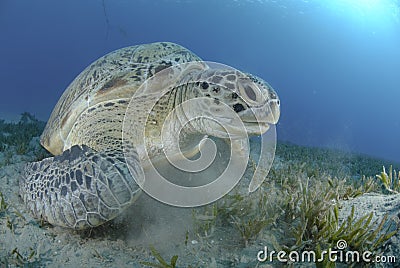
1;0;399;162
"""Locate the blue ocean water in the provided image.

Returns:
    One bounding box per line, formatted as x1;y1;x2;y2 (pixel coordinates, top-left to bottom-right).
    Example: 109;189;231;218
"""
0;0;399;162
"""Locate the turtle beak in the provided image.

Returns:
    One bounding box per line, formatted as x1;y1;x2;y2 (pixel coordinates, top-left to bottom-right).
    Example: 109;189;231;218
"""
266;99;280;124
240;98;280;125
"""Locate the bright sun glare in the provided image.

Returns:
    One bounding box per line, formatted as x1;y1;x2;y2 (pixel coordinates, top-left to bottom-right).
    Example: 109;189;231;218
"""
322;0;399;29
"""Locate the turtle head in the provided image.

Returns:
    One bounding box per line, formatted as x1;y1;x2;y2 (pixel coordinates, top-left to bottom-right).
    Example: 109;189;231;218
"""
185;69;280;138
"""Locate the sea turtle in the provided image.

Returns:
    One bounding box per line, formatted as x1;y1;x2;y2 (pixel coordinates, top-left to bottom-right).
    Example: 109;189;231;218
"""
21;42;280;229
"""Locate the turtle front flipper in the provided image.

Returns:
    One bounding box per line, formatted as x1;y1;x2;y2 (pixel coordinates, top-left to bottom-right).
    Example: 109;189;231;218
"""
20;145;141;229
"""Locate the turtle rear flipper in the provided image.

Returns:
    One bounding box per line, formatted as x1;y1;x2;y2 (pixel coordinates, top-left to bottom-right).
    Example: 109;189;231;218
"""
20;145;141;229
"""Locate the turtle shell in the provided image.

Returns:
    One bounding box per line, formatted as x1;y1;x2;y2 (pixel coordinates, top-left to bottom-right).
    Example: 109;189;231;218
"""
41;42;202;155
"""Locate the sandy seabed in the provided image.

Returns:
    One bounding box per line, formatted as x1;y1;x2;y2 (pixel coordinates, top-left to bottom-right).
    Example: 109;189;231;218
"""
1;137;400;268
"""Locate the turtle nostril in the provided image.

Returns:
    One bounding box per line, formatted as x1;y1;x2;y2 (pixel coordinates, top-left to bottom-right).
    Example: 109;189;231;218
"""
269;99;280;106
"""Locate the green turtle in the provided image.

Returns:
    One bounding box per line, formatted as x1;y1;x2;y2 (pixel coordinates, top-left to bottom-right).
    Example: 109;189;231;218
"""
21;42;280;229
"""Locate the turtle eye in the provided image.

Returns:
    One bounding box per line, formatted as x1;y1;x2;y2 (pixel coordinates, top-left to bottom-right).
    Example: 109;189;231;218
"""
244;85;257;101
